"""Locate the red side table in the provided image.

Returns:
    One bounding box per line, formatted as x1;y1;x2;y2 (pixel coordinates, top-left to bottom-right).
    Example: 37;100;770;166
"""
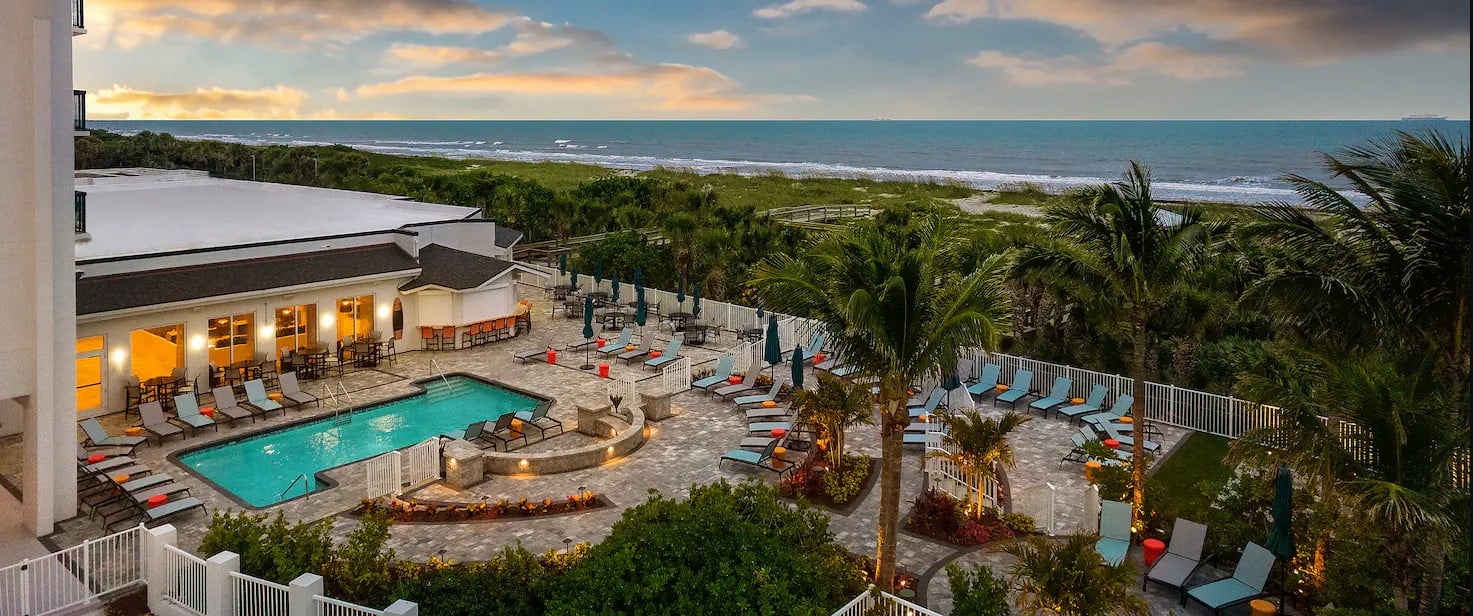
1143;538;1166;567
1103;438;1120;450
770;428;787;438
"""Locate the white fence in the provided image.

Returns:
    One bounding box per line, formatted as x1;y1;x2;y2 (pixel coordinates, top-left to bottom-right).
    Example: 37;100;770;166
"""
161;544;208;615
1014;483;1057;535
608;371;639;409
403;438;441;490
314;595;384;616
365;451;403;500
830;587;943;616
924;420;998;511
231;571;289;616
660;356;692;395
0;523;144;616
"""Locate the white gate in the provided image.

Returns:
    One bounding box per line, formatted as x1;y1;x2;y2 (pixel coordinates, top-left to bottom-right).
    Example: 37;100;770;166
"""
660;356;692;395
1013;483;1057;535
924;421;996;510
162;544;208;615
608;372;639;409
365;451;403;499
403;438;441;490
0;524;144;616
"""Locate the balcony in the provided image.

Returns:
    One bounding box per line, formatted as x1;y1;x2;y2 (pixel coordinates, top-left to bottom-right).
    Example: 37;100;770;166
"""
74;190;87;234
72;0;85;34
74;90;86;135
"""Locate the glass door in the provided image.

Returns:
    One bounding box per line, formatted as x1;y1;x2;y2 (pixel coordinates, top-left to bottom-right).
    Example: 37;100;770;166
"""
76;335;105;415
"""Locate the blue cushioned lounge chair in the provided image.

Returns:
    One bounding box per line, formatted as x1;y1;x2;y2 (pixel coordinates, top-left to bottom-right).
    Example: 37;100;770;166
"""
1028;377;1073;417
693;355;734;390
966;363;1002;396
994;369;1033;409
1095;499;1132;566
1184;542;1276;614
1056;384;1109;423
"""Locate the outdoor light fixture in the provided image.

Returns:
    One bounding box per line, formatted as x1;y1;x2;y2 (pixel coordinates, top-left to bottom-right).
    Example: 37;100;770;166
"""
319;313;335;328
109;347;127;364
518;458;529;469
189;335;205;351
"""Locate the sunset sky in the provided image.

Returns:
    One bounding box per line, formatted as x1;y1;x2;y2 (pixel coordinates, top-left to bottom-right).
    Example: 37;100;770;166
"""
76;0;1471;120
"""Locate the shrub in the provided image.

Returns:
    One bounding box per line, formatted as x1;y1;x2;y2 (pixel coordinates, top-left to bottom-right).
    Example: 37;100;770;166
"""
323;511;396;606
1001;512;1037;535
820;454;870;504
197;510;334;585
945;562;1011;616
908;489;962;536
1003;533;1149;616
392;544;585;616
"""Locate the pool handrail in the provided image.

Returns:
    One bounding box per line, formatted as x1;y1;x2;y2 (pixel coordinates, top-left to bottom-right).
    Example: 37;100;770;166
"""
279;472;309;501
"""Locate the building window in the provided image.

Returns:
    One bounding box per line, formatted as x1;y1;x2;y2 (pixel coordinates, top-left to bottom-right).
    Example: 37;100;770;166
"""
208;313;256;369
129;324;184;381
392;298;404;340
274;304;318;357
335;295;375;342
76;336;104;412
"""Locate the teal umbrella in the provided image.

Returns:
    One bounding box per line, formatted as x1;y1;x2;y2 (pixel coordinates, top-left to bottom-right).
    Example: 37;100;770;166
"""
676;274;685;309
692;282;701;317
594;260;604;293
558;254;567;279
763;316;782;374
634;266;643;287
634;286;647;327
580;296;596;370
942;369;962;391
611;274;621;303
756;303;765;329
790;345;804;389
1266;465;1295;614
569;267;579;292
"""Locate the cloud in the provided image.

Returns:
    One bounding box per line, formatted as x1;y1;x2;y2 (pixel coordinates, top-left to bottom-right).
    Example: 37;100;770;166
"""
387;44;503;68
88;84;406;119
687;30;745;50
503;18;612;56
926;0;1469;62
754;0;867;19
967;42;1243;85
93;0;518;49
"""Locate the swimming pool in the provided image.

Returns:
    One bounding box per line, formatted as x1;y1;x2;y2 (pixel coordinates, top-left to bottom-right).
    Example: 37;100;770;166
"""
177;376;544;507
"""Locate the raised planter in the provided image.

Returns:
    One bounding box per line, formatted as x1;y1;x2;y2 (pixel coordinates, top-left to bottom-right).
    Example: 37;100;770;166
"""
476;405;648;475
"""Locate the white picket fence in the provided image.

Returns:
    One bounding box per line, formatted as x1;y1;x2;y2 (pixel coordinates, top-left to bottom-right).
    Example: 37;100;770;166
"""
608;371;639;409
365;438;443;499
365;451;403;500
1014;483;1058;535
314;595;385;616
162;544;208;615
0;524;144;616
660;356;692;395
403;438;441;490
231;571;289;616
830;587;943;616
924;420;998;511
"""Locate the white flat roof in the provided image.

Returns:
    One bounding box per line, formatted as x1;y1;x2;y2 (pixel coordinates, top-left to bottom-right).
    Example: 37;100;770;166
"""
76;176;479;261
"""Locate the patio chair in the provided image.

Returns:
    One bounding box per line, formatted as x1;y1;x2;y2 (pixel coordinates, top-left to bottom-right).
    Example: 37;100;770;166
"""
212;385;262;422
1100;420;1160;454
1028;377;1074;417
110;494;206;530
97;482;193;528
242;379;286;415
1095;499;1132;567
745;402;793;421
1058;433;1126;468
617;333;656;364
644;339;684;370
966;363;1002;396
1184;542;1276;614
278;372;319;408
513;403;564;438
798;333;827;362
718;438;793;476
173;397;218;434
80;418;147;450
1083;395;1133;430
994;369;1034;409
734;377;786;408
178;392;249;426
597;328;634;356
814;352;843;372
907;386;943;407
908;388;946;419
1146;518;1209;599
443;420;490;443
693;355;735;390
747;420;792;434
514;347;551;363
486;414;527;451
714;358;763;399
1056;384;1109;423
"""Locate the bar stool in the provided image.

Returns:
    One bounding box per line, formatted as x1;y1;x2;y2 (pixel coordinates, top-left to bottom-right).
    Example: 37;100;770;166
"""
462;322;479;349
440;326;456;351
420;326;438;351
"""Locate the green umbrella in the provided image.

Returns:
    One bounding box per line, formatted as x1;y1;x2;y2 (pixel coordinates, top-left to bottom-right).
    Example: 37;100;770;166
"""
634;286;647;327
692;282;701;317
790;344;804;390
580;296;596;370
558;254;567;278
676;274;685;308
634;265;643;287
756;303;765;329
569;267;579;292
1266;465;1294;614
942;368;962;391
594;260;603;293
764;316;782;374
611;274;621;303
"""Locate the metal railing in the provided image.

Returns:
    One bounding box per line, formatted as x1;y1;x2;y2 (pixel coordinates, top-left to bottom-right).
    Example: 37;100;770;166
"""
0;524;144;616
162;544;208;615
830;587;942;616
279;472;310;501
73;90;86;132
231;571;290;616
314;594;385;616
74;190;87;233
72;0;85;30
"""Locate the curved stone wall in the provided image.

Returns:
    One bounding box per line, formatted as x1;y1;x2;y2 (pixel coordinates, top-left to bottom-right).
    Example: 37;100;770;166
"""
481;407;648;475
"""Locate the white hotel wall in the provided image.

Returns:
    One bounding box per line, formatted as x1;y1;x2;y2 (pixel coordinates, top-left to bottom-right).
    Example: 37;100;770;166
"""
75;277;416;416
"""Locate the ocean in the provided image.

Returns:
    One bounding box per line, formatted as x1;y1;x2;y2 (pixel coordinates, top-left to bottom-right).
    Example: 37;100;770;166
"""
93;120;1468;204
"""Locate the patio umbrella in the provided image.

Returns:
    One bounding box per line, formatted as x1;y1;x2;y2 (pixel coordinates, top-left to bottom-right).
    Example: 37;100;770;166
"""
943;368;968;410
570;267;579;292
558;254;567;281
676;274;686;310
790;344;805;390
764;316;782;375
580;296;595;370
633;265;643;287
1266;465;1295;613
611;274;621;303
634;286;647;328
756;303;765;329
692;282;702;317
594;260;604;293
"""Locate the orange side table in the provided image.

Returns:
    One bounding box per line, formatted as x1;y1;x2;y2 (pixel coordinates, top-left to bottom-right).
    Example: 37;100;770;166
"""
123;427;143;437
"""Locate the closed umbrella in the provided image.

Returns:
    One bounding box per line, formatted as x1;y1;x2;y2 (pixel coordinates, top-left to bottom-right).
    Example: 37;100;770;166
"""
756;303;765;330
580;296;595;370
764;316;782;376
558;254;567;281
634;265;643;287
594;260;604;293
943;368;968;410
1266;465;1295;613
790;345;805;390
611;274;621;303
676;274;685;310
570;267;579;292
634;286;647;328
692;282;702;317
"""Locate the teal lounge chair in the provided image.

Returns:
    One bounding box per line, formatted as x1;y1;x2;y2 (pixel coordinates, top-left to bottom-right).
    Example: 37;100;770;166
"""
80;418;147;450
617;333;655;363
715;357;763;399
745;403;792;420
815;352;843;372
1095;499;1132;566
644;339;683;370
966;363;1002;396
242;379;284;416
903;431;934;446
908;388;946;418
1084;395;1133;429
1184;542;1276;614
799;332;827;361
693;355;734;390
1101;421;1160;453
172;397;218;433
719;438;792;475
735;378;786;408
597;328;633;356
1056;385;1108;423
1058;433;1125;468
1028;377;1073;417
994;369;1033;409
747;420;791;434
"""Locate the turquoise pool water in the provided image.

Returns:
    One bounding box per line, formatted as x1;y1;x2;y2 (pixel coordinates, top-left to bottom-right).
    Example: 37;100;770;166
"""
178;377;541;507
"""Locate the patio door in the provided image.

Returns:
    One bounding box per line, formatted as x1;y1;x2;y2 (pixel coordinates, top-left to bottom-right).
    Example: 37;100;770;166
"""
75;335;105;417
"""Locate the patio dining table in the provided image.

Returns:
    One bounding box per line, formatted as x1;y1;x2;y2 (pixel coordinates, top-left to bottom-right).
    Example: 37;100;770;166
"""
736;327;764;343
598;307;628;331
141;376;183;407
293;346;331;380
663;311;694;332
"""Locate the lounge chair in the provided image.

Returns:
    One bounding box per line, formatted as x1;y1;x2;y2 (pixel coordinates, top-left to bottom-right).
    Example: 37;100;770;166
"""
747;420;792;434
994;369;1034;409
138;401;186;443
718;438;793;476
443;420;490;442
212;386;264;423
1056;385;1109;423
693;355;735;390
714;360;763;399
78;453;135;475
178;392;248;426
513;347;550;363
565;335;601;352
798;332;827;362
830;364;858;378
908;388;946;419
96;481;192;528
110;495;206;530
644;339;683;370
814;352;842;373
966;363;1002;396
1095;499;1132;567
486;414;526;451
1028;377;1074;417
907;387;942;408
278;372;319;408
243;379;287;416
513;403;564;438
597;328;633;356
1083;395;1133;430
1100;421;1160;454
745;404;793;421
616;334;655;363
734;378;786;408
1145;518;1208;599
173;397;218;434
80;418;147;450
1184;542;1276;614
905;422;937;433
903;431;935;446
1058;433;1126;468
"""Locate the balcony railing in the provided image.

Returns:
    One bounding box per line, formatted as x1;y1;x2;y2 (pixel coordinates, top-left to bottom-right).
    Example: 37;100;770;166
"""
73;90;86;132
72;0;84;30
74;191;87;233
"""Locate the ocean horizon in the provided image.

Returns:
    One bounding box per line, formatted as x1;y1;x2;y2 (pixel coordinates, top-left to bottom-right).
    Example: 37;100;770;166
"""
93;119;1469;204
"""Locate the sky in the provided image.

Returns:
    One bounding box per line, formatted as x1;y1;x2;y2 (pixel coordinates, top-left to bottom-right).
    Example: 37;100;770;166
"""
76;0;1471;120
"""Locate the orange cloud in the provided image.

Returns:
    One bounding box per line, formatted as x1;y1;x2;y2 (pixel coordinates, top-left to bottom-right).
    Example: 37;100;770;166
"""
387;44;504;68
968;43;1242;85
88;85;406;119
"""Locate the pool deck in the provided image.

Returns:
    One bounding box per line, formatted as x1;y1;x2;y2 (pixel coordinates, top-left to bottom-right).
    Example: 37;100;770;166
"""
40;284;1227;614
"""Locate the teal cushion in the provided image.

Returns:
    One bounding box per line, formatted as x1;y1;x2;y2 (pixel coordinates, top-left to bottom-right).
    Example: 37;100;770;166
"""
1095;537;1129;566
1188;578;1258;608
722;450;762;464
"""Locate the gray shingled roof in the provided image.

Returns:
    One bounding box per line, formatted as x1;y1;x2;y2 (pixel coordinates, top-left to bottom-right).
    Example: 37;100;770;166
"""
399;244;517;292
76;245;420;315
494;226;524;248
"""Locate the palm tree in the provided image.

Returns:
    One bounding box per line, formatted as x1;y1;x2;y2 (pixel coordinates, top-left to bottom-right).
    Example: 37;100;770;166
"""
1003;533;1149;616
1237;130;1470;378
1231;349;1465;613
791;373;874;473
1015;161;1217;515
928;408;1030;518
752;215;1011;591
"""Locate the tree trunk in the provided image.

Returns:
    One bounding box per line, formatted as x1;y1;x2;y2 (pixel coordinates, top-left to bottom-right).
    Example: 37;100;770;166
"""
1417;538;1447;616
1129;312;1148;519
874;398;906;592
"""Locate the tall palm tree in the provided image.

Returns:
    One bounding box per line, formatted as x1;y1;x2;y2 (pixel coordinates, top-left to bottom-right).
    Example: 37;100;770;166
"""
1237;130;1469;377
1015;161;1218;515
928;409;1030;518
791;373;874;472
1003;533;1149;616
1231;350;1465;613
752;216;1011;590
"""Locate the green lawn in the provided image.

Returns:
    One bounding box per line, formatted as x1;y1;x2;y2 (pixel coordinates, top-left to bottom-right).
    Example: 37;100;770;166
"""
1154;431;1234;497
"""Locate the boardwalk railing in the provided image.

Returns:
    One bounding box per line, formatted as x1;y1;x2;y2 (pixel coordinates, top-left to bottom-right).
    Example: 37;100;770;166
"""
314;595;384;616
0;523;144;616
831;587;942;616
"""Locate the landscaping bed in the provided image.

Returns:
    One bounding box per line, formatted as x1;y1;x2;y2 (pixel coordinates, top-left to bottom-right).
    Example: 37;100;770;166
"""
354;492;609;524
902;489;1035;547
778;454;878;514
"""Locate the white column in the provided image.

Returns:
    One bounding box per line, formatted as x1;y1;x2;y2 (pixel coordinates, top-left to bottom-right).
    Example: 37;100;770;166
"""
145;525;179;611
205;551;240;616
288;573;323;616
384;600;419;616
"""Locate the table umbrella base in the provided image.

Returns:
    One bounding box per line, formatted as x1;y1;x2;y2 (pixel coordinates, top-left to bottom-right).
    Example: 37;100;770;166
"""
580;364;595;370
